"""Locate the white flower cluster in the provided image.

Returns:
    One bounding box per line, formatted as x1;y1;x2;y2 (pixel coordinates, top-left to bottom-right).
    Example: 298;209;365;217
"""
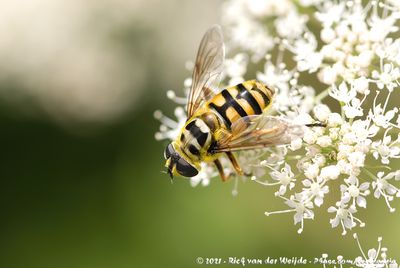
155;0;400;236
320;234;398;268
223;0;400;235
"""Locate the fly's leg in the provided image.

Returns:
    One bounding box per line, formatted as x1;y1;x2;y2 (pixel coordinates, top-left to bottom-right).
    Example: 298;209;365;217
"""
225;152;244;176
214;159;230;182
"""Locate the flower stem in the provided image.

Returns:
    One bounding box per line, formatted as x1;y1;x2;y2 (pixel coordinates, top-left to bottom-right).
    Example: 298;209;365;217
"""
362;168;376;180
315;87;330;103
364;165;391;171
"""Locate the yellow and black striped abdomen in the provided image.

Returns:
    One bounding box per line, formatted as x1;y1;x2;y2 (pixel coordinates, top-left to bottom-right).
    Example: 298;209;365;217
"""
207;80;274;129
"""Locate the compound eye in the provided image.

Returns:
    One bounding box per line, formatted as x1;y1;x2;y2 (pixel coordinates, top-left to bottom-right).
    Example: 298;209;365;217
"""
164;143;174;159
176;157;198;177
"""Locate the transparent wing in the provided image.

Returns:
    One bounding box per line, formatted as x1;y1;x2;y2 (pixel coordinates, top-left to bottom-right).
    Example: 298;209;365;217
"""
213;115;305;152
187;25;225;117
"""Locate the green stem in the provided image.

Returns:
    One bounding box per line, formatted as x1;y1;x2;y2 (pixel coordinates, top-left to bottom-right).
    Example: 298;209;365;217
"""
364;165;392;171
340;101;345;119
314;87;331;104
286;155;303;161
362;168;377;180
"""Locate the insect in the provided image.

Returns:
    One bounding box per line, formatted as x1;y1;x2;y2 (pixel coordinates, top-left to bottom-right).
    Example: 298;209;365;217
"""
164;25;320;181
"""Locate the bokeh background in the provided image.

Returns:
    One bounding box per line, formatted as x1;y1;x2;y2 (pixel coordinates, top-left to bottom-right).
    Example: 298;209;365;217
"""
0;1;398;267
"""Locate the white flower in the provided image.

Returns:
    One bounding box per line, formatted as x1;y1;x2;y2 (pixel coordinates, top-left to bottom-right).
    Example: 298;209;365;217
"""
353;234;397;268
353;76;370;95
379;38;400;65
292;34;323;73
327;113;342;127
238;150;268;178
372;133;400;165
336;159;353;175
265;193;314;234
320;165;340;180
275;11;307;39
340;176;370;208
313;153;326;167
328;201;364;235
313;104;331;122
320;27;336;43
269;163;296;196
282;194;314;234
325;234;399;268
372;171;400;212
348;151;366;168
369;102;398;129
372;63;400;91
315;2;345;28
351;119;378;142
290;137;303;151
344;98;363;119
318;66;337;84
302;176;329;207
303;129;318;144
316;135;332;147
329;82;356;103
304;163;319;179
257;61;292;93
368;11;399;42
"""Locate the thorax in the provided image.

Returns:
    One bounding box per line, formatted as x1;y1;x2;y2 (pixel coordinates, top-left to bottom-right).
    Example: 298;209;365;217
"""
177;117;215;163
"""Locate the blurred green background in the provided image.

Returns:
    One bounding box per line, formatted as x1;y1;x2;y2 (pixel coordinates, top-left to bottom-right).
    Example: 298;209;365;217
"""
0;1;398;268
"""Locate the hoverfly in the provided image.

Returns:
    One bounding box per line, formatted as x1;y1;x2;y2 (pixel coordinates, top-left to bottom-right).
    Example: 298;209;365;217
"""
164;25;319;181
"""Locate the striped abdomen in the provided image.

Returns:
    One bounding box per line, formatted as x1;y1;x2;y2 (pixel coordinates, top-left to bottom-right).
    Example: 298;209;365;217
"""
177;80;274;163
207;80;274;129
